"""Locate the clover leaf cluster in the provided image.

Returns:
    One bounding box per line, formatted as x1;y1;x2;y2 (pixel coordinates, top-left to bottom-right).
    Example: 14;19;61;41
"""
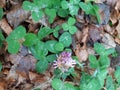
79;43;117;90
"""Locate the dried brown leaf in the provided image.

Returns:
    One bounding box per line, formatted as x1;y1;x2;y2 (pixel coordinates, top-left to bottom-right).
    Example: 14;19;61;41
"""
16;55;36;72
79;48;88;62
89;25;101;42
0;18;12;35
75;30;82;43
102;33;116;48
81;26;89;47
29;71;48;84
110;9;120;24
116;20;120;38
106;0;117;6
87;47;95;55
115;38;120;45
6;6;30;28
108;67;115;77
0;0;5;8
115;0;120;10
0;81;6;90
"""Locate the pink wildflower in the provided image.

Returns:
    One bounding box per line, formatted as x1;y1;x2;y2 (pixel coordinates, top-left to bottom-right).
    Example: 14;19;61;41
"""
53;51;76;72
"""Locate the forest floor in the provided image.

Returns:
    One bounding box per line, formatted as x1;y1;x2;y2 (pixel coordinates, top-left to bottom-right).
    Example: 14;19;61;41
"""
0;0;120;90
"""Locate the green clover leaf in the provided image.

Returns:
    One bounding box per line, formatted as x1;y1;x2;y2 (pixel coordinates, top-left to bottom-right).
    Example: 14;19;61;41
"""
23;33;38;47
59;32;72;47
45;8;56;23
89;55;99;68
61;1;69;9
38;27;53;40
62;17;77;34
29;41;48;60
45;40;58;53
54;42;64;51
36;58;48;73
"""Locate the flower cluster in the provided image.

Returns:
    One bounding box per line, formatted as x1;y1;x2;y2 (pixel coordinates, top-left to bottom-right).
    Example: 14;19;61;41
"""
53;51;76;72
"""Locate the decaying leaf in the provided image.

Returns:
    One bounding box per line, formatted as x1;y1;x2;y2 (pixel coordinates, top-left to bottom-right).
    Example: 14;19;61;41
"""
81;26;89;46
74;27;89;62
102;33;116;48
110;0;120;25
0;0;5;8
115;0;120;11
116;19;120;38
104;24;114;35
29;71;49;85
106;0;117;6
89;25;101;42
75;30;82;43
87;47;95;55
79;48;88;62
0;18;12;35
0;79;7;90
6;54;37;87
6;5;30;28
108;67;115;77
6;65;18;82
110;9;120;24
115;38;120;45
16;55;36;72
